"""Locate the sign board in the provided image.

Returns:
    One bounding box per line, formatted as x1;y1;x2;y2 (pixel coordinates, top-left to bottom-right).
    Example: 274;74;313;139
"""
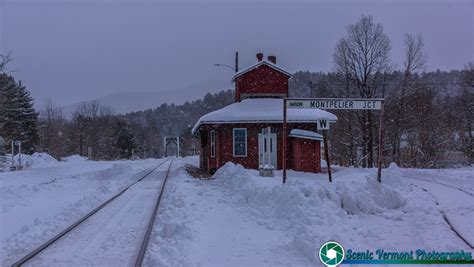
317;119;329;130
287;98;383;110
14;141;21;145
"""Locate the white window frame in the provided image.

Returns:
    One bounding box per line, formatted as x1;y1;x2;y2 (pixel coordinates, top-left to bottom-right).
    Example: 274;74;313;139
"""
233;128;247;157
210;130;216;158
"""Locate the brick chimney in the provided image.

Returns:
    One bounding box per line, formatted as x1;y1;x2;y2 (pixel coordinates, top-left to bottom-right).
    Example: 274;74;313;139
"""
267;55;276;64
256;52;263;62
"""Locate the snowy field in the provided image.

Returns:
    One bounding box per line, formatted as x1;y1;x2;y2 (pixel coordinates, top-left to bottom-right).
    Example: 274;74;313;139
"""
0;154;164;266
1;155;473;266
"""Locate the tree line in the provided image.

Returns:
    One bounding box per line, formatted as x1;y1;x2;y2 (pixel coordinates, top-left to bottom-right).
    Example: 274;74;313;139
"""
36;89;233;160
290;16;473;167
1;15;472;168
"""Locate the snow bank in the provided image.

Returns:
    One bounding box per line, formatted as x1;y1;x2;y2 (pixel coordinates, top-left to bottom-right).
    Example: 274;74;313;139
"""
61;155;88;163
212;162;409;260
213;162;407;216
2;153;61;170
27;153;60;168
335;177;406;214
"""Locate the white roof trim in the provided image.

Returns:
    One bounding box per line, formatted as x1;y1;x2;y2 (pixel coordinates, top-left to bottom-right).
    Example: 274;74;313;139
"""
232;60;292;81
289;129;323;141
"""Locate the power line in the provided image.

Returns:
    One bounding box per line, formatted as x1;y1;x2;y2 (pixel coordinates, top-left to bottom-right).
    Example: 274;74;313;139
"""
305;82;471;86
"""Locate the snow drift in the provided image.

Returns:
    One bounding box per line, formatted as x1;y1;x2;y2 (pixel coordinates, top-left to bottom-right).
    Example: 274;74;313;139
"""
213;162;407;216
212;162;409;260
3;153;60;170
61;155;88;163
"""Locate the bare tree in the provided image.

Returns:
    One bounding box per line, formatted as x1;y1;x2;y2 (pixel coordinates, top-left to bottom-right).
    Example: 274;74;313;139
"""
392;33;426;164
39;100;67;158
70;101;115;159
73;100;114;119
333;15;391;167
456;62;474;164
0;52;13;73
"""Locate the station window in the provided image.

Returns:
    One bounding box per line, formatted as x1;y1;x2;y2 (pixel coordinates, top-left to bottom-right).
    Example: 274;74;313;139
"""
233;128;247;157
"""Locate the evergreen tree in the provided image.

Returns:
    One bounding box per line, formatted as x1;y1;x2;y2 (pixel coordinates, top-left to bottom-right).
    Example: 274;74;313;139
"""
17;81;39;152
0;74;20;148
0;74;39;153
112;118;136;159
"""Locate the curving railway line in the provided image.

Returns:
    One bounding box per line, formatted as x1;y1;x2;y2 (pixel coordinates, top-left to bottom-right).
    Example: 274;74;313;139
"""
401;173;474;249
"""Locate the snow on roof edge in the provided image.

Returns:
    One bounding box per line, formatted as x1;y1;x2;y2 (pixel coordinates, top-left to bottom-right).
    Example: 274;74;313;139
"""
289;129;324;141
191;98;337;135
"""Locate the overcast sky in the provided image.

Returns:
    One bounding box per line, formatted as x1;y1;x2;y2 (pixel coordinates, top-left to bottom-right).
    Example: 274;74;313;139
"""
1;0;473;106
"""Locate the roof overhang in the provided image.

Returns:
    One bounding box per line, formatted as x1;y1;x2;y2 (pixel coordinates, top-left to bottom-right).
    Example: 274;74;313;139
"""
192;119;336;137
289;129;324;141
191;98;338;136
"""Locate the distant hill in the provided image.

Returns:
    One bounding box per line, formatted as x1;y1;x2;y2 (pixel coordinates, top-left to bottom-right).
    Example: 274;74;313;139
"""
62;80;230;116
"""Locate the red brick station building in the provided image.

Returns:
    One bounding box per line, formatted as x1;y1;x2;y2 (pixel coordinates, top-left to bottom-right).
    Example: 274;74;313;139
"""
192;53;337;174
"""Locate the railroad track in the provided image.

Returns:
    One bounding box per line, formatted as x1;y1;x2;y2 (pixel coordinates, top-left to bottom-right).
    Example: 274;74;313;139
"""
401;174;474;197
11;157;175;267
402;174;474;249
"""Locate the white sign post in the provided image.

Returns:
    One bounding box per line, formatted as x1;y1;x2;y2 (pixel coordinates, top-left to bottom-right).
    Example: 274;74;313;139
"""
283;98;385;184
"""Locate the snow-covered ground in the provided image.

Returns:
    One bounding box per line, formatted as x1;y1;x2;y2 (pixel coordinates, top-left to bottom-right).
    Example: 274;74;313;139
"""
0;155;164;266
146;158;473;266
1;155;473;266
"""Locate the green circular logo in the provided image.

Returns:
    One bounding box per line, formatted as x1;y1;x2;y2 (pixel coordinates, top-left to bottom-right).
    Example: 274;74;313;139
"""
319;241;345;266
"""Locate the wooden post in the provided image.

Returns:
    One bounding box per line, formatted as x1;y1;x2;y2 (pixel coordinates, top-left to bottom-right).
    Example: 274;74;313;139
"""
377;102;385;183
18;141;22;168
177;136;180;157
282;99;287;184
323;130;332;183
11;140;14;169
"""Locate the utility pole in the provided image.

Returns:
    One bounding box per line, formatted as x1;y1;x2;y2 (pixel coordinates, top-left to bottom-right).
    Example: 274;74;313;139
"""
235;51;239;73
282;99;287;184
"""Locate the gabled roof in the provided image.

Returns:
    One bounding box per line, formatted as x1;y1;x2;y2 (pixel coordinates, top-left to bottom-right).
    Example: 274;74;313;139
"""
191;98;337;135
232;60;293;82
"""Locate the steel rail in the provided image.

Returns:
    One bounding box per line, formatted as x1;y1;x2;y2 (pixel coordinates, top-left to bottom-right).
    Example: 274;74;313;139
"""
134;158;174;267
11;158;171;267
406;176;474;249
401;174;474;197
442;213;474;249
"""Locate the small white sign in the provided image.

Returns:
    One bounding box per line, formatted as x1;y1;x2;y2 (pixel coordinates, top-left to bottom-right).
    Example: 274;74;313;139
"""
14;141;21;145
287;98;383;110
317;119;329;130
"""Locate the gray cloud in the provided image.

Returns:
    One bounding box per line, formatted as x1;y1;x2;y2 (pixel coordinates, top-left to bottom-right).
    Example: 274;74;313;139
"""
1;0;473;106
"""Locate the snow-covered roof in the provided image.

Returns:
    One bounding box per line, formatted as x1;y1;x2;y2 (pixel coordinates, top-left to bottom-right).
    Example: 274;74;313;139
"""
289;129;323;141
192;98;337;134
232;60;292;82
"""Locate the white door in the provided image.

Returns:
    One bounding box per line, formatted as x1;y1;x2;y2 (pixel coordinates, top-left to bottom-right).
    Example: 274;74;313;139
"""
258;133;277;168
